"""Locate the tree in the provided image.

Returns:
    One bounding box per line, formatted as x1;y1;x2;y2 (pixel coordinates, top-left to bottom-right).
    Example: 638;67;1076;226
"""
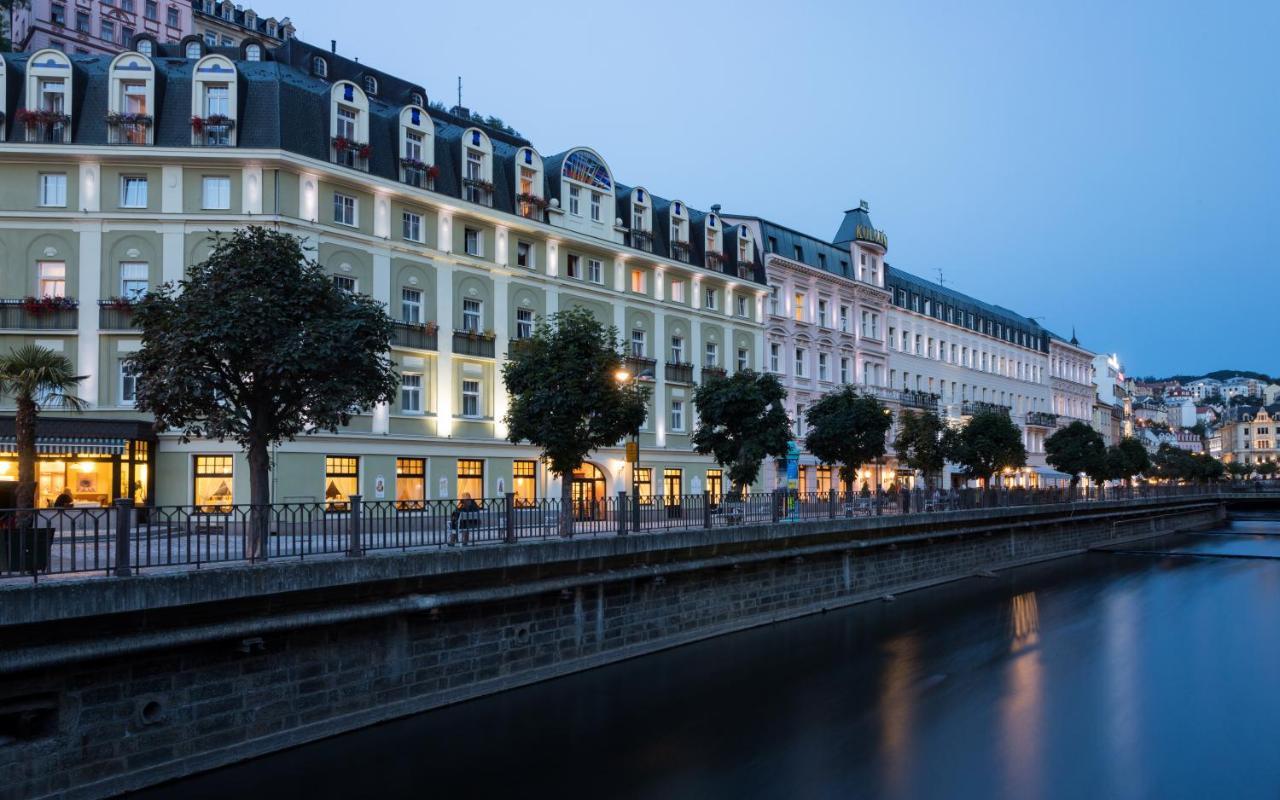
0;345;85;511
948;410;1027;487
1188;421;1211;454
503;307;647;536
803;387;893;493
1258;462;1278;480
1045;421;1106;489
129;227;399;556
1190;453;1225;483
692;370;791;497
1116;437;1152;483
892;410;950;489
1151;443;1194;482
1226;461;1253;480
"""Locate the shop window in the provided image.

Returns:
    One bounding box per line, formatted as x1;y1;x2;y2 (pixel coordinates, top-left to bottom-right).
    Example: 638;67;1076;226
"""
634;467;653;503
396;457;425;509
513;459;537;507
706;469;723;505
457;458;484;500
324;456;359;511
193;455;233;511
663;468;683;503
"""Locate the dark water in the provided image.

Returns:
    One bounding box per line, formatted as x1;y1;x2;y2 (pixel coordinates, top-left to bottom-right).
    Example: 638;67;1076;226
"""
134;515;1280;800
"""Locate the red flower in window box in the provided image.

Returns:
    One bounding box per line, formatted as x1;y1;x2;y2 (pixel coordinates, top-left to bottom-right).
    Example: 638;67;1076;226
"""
22;296;77;315
16;108;71;127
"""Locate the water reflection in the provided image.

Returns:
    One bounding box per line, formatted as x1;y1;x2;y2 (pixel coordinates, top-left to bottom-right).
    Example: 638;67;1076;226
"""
878;633;920;797
1000;592;1043;800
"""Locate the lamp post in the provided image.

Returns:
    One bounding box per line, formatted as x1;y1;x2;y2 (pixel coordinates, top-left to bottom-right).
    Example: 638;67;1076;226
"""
615;366;652;529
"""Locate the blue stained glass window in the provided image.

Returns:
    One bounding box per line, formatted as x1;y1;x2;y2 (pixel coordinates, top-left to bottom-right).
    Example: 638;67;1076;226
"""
343;84;353;101
411;108;420;125
524;149;533;165
709;215;716;227
674;202;682;215
636;189;644;202
472;130;481;146
562;149;612;191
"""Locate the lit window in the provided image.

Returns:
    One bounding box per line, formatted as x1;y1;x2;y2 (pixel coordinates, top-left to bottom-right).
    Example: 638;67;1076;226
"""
402;210;423;242
513;460;537;507
461;380;481;418
193;455;233;511
396;458;426;508
631;269;645;294
120;176;148;208
400;288;422;324
37;262;66;298
457;458;484;499
201;176;231;210
324;456;359;511
38;174;67;207
120;262;148;299
401;373;422;413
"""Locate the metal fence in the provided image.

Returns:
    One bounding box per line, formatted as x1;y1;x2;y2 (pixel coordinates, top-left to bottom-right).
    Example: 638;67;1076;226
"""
0;484;1230;582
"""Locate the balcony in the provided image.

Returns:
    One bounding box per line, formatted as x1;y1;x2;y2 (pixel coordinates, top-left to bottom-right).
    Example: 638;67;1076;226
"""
463;178;494;207
1025;411;1059;428
97;300;137;330
391;321;438;351
900;390;942;411
0;298;78;330
106;114;153;145
400;159;437;190
452;330;496;358
331;138;370;172
516;193;548;221
962;400;1011;417
701;365;727;383
624;355;657;380
670;241;691;263
19;111;71;144
629;229;654;253
736;261;754;280
192;116;235;147
705;252;725;270
665;362;694;384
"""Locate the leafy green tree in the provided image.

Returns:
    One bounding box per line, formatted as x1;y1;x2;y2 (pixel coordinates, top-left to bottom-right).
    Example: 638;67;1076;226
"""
892;410;950;489
948;410;1027;486
692;370;791;496
803;387;893;493
1117;437;1152;483
503;307;647;535
1151;443;1194;481
129;227;399;555
1226;461;1253;480
1188;421;1212;454
0;345;85;510
1258;462;1278;479
1045;421;1106;488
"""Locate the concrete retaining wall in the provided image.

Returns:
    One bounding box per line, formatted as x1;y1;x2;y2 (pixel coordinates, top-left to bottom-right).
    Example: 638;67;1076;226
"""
0;499;1225;799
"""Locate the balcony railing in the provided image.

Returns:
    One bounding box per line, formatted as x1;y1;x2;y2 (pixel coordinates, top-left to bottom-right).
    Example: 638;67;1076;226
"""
0;298;78;330
625;355;658;380
463;178;494;207
736;261;754;279
452;330;496;358
630;229;654;253
701;365;727;382
962;400;1012;417
192;116;236;147
670;241;691;263
400;160;437;190
705;252;725;270
331;138;370;172
391;321;438;351
106;116;153;145
516;193;548;221
898;390;942;411
1025;411;1059;428
97;300;137;330
665;362;694;384
22;117;72;144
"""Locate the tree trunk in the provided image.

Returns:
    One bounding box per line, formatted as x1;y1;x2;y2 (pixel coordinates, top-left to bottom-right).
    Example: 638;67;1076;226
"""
14;395;37;513
558;468;574;538
246;439;270;560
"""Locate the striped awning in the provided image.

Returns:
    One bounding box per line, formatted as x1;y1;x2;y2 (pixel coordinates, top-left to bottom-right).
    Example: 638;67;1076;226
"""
0;437;129;456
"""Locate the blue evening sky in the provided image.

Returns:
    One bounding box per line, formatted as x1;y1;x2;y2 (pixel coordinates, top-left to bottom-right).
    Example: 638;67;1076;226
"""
269;0;1279;378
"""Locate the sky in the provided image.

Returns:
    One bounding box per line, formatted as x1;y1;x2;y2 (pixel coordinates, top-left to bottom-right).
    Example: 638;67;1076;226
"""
265;0;1279;378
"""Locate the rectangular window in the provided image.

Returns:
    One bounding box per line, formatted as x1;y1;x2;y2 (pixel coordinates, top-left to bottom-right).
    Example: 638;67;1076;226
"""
38;173;67;207
817;299;828;327
795;404;806;437
201;176;231;210
736;295;748;318
37;262;66;298
670;336;685;363
120;176;148;208
566;254;581;280
513;460;537;507
663;468;683;500
401;288;422;324
462;298;482;333
332;275;356;293
840;357;850;384
167;6;179;26
634;467;654;503
770;343;781;373
840;305;850;332
795;348;807;378
704;287;717;310
457;459;484;500
818;353;830;381
333;193;356;226
396;458;425;508
324;456;359;511
76;10;89;32
670;281;685;303
401;373;422;413
336;106;357;140
670;400;685;432
516;308;534;339
516;241;533;268
793;292;805;322
630;329;646;358
737;348;749;372
631;269;646;294
568;185;581;215
587;258;603;284
193;455;234;511
101;20;115;42
404;130;424;162
464;227;481;256
120;262;148;299
704;342;719;368
119;360;137;405
461;380;481;418
145;0;157;20
204;85;230;117
402;210;423;242
590;191;602;222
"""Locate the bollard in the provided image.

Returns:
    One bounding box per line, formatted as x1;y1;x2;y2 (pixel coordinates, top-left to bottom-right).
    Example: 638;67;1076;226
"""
703;491;712;529
505;492;517;543
347;494;363;557
114;498;134;577
617;491;627;536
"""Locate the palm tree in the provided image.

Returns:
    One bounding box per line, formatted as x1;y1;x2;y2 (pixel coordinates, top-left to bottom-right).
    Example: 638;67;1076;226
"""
0;345;86;510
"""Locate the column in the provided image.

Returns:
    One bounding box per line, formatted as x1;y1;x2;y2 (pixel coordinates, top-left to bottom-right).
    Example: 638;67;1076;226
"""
241;165;263;215
77;221;103;407
493;273;510;440
371;246;392;435
435;262;455;436
161;223;185;286
161;165;182;214
653;310;666;448
495;226;509;268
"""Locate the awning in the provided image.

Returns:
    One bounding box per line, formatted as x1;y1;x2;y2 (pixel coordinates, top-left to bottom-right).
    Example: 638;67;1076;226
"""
0;437;130;456
1034;467;1075;480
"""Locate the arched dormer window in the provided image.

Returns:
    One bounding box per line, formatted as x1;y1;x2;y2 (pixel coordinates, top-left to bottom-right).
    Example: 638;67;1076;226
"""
0;58;7;143
244;42;263;61
191;55;238;146
330;81;370;171
185;40;203;60
461;128;494;207
736;225;755;271
312;56;328;78
704;213;723;267
559;147;614;231
669;200;689;262
107;52;155;145
363;75;378;96
628;188;652;252
21;49;73;144
410;91;425;108
399;105;435;189
515;148;545;220
135;37;155;57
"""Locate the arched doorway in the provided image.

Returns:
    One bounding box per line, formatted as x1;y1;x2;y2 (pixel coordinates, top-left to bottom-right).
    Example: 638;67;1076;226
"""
571;462;607;520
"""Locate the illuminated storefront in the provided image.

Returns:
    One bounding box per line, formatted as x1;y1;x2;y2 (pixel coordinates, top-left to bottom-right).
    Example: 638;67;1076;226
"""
0;419;155;508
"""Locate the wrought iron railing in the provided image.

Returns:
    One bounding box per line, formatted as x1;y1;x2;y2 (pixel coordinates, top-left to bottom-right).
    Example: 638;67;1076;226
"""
106;121;152;145
701;365;727;382
962;400;1012;416
452;330;496;358
390;322;438;351
1026;411;1059;428
670;241;691;263
0;299;78;330
97;300;137;330
630;230;654;253
665;362;694;383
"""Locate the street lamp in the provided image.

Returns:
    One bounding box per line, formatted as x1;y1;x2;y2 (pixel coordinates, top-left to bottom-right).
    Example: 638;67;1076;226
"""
615;366;652;527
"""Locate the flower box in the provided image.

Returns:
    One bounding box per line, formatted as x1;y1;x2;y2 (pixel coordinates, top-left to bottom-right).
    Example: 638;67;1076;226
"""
22;296;78;315
16;108;71;127
516;192;549;210
105;112;153;126
332;137;372;160
191;115;236;133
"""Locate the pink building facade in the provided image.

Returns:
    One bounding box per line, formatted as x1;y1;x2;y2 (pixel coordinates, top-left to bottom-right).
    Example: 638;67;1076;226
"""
10;0;192;56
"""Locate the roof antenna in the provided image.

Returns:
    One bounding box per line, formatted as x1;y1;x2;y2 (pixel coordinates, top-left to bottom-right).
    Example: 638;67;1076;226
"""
457;76;462;109
936;268;945;287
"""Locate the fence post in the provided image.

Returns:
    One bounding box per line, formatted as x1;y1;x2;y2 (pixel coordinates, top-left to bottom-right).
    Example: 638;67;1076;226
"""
703;491;712;529
505;492;517;543
617;491;627;536
632;491;641;534
771;488;782;523
829;488;837;518
113;498;133;577
347;494;363;557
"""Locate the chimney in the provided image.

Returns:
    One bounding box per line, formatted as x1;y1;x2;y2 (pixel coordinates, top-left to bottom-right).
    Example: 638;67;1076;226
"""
710;204;722;214
330;39;336;54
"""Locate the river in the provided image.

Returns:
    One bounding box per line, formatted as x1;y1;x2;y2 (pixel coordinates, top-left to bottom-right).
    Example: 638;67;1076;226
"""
132;514;1280;800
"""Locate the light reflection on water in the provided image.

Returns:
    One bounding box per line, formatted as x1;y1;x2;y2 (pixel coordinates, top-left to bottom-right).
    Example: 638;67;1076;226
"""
133;515;1280;800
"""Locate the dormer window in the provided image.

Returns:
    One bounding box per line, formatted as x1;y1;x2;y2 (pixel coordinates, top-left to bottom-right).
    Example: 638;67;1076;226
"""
22;50;73;144
461;128;494;206
191;55;237;146
558;148;615;234
312;56;328;78
266;21;277;37
330;83;370;170
364;76;378;96
629;189;652;252
515;148;545;220
137;39;153;56
669;201;689;262
185;41;202;59
411;92;425;107
399;105;435;189
704;214;723;268
245;43;262;61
